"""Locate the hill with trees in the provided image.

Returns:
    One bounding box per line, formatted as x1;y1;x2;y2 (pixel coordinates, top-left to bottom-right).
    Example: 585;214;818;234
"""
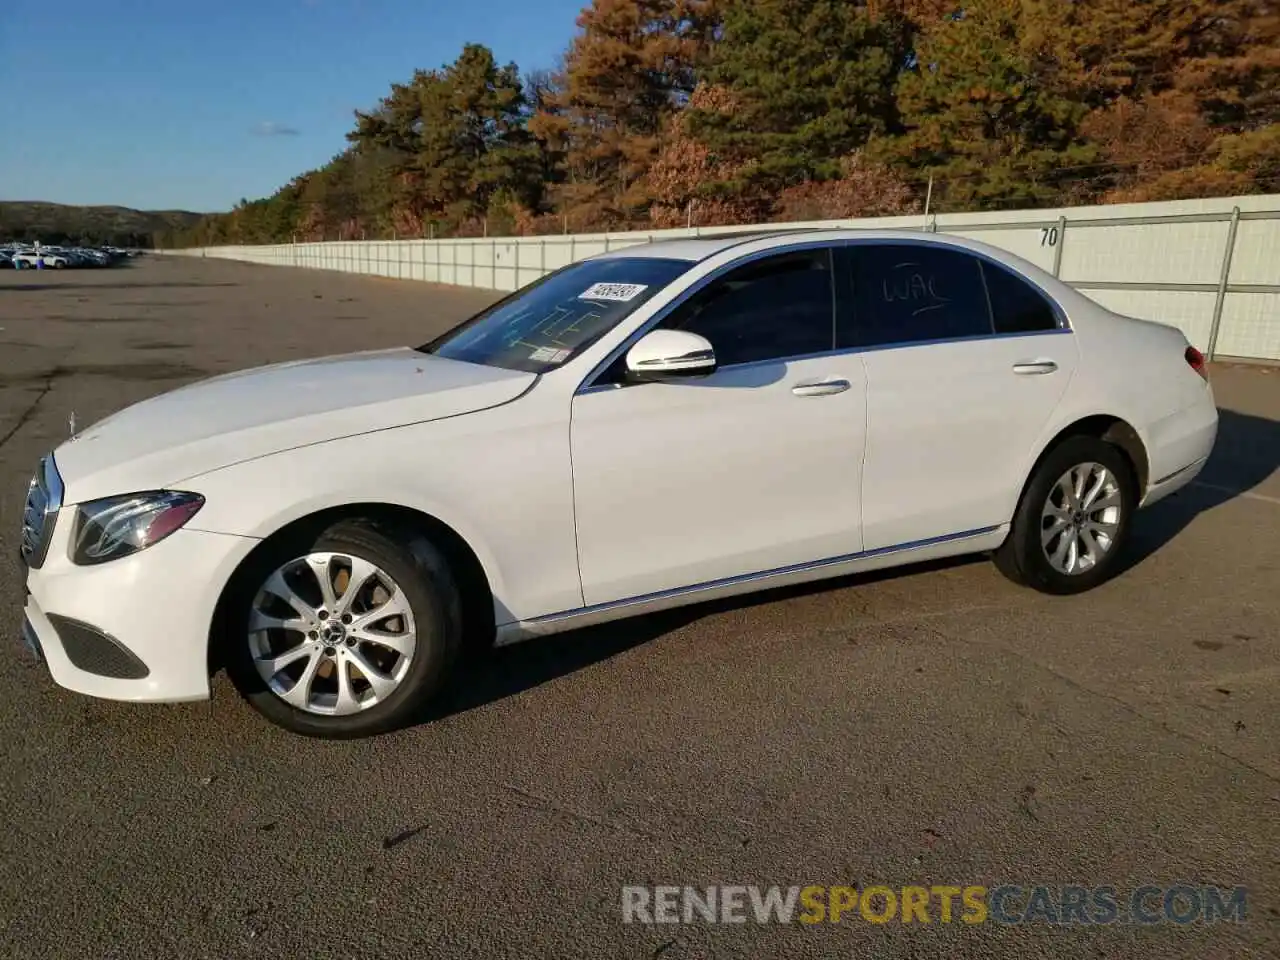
0;201;203;247
172;0;1279;246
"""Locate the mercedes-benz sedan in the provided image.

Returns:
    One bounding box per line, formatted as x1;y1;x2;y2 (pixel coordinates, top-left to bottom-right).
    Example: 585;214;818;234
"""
19;230;1219;737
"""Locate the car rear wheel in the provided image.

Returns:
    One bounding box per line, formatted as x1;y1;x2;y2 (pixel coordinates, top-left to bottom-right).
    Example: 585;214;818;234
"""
994;436;1137;595
224;520;462;738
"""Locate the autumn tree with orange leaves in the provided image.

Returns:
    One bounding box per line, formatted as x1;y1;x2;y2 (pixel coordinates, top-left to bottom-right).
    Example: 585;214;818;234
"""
529;0;721;228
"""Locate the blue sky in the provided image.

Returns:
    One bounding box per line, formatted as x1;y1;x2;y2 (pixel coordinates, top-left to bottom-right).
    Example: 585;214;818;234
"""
0;0;587;212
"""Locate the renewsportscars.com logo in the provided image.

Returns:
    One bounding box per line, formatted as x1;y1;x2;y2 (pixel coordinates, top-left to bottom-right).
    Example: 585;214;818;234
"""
621;884;1249;926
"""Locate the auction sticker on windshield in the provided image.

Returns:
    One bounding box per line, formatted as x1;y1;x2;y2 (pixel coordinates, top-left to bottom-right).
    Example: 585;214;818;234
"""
578;282;648;302
529;346;573;364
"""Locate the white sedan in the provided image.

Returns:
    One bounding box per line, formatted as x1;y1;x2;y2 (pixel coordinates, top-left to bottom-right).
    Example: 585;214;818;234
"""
11;251;71;269
19;230;1219;737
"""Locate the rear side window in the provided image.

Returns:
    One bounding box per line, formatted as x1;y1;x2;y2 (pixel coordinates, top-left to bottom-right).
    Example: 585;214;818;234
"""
663;249;835;366
981;261;1060;333
843;244;992;348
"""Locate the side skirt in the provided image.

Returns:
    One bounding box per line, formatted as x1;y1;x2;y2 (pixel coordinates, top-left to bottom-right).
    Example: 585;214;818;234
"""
494;524;1008;647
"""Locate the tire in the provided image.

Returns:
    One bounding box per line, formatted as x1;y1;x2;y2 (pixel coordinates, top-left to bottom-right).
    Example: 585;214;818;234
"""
223;519;463;738
994;435;1138;595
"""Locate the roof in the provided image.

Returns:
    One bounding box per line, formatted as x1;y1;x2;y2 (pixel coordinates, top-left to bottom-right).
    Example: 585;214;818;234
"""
588;229;820;263
588;227;1010;264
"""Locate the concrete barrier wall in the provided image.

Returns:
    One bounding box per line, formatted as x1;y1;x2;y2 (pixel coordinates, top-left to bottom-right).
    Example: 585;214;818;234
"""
163;194;1280;361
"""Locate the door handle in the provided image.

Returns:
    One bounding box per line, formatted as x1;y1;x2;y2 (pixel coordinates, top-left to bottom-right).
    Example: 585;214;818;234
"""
791;378;852;397
1012;360;1058;375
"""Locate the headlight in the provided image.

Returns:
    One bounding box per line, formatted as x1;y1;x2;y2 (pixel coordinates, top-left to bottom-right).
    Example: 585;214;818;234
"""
71;491;205;565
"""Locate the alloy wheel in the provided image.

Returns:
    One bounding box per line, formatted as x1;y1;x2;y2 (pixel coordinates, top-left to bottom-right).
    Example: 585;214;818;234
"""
247;552;417;715
1040;462;1123;576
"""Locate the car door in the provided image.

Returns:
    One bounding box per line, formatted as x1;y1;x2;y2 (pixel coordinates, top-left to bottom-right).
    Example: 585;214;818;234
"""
841;242;1079;552
570;246;868;608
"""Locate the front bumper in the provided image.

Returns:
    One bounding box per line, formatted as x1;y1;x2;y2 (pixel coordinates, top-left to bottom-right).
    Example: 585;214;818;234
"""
21;519;258;704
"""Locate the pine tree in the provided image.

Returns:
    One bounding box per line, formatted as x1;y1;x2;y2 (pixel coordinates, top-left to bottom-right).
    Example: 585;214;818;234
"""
687;0;911;197
1174;0;1280;133
884;0;1095;209
350;44;540;231
1056;0;1278;200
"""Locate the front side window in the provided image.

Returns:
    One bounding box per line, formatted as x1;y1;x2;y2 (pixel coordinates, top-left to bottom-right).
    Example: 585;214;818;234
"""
423;257;692;374
842;244;993;348
662;249;836;367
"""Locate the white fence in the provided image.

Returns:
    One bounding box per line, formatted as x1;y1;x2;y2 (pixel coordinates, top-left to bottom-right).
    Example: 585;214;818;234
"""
164;193;1280;362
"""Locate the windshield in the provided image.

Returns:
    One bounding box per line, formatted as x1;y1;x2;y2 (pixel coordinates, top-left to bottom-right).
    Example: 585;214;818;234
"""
422;257;693;374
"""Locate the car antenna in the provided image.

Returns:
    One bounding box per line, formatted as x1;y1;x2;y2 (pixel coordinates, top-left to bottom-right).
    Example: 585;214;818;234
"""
68;411;77;441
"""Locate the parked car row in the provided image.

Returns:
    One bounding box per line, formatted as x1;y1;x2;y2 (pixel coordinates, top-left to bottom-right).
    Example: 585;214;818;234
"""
0;243;142;269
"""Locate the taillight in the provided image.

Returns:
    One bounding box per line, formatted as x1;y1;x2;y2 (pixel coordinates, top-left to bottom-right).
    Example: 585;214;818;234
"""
1185;346;1208;382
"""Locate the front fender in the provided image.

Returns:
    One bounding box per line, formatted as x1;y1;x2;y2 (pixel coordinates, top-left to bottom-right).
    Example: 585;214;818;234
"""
180;405;583;625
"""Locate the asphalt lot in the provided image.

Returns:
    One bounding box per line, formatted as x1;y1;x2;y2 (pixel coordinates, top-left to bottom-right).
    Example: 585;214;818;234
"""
0;256;1277;959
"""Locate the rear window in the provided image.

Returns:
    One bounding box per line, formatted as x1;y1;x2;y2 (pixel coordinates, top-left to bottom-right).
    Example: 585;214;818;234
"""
423;257;692;374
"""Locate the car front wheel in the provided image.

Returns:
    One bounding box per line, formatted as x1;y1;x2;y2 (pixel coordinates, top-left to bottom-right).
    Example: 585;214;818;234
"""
224;520;463;738
994;436;1138;595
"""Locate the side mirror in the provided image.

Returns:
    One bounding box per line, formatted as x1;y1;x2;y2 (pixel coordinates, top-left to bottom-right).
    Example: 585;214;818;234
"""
624;330;717;382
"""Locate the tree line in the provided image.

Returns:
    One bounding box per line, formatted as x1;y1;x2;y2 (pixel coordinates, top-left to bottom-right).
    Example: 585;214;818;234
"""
171;0;1279;247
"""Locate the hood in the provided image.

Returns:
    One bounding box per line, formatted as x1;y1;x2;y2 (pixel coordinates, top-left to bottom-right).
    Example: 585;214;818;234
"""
53;347;535;504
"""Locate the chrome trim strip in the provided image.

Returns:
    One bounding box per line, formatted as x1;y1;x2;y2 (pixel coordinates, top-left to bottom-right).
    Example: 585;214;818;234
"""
635;349;715;366
574;235;1072;395
1153;456;1208;487
530;524;1002;625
